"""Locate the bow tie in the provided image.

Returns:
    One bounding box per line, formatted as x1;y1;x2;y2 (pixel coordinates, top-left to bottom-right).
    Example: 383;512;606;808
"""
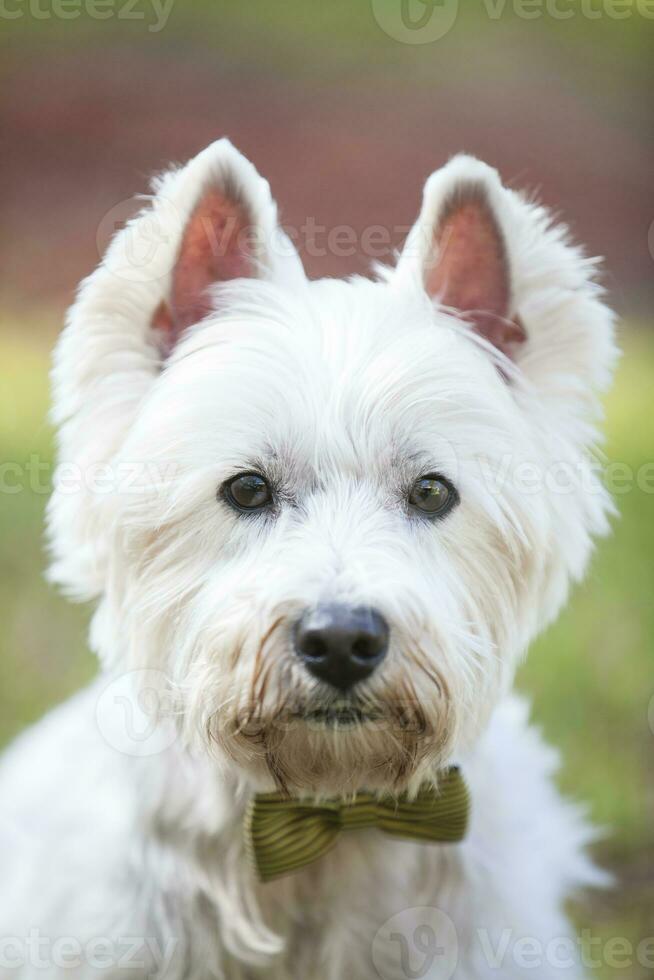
245;766;469;882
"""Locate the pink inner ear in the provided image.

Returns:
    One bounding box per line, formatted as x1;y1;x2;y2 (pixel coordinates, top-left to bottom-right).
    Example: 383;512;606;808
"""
425;186;526;359
154;187;255;351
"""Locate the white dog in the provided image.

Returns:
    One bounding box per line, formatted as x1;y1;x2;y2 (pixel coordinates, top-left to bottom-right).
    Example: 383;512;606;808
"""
0;140;616;979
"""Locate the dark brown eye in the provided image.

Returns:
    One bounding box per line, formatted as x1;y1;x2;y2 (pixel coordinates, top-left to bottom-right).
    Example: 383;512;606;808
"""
222;472;272;513
408;475;458;518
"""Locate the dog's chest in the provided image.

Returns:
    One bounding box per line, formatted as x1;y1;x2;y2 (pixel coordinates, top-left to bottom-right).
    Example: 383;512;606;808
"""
246;833;454;980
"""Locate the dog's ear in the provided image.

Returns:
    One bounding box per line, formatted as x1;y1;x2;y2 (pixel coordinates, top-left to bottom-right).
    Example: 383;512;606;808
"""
48;140;303;598
88;137;303;360
396;155;526;360
151;182;259;350
142;139;304;354
150;144;302;352
396;155;616;402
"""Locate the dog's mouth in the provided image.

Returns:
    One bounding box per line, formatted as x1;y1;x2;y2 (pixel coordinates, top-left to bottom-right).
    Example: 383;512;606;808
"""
224;689;450;795
292;702;380;729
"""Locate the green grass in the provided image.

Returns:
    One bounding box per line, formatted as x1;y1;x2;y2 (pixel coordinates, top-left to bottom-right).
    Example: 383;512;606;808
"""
0;318;652;975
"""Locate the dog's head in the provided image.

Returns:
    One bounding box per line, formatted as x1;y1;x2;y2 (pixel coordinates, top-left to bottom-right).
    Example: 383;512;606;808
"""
48;141;616;794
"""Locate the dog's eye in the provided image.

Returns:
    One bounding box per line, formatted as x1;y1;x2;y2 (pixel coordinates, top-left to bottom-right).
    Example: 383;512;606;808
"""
408;475;458;518
222;472;272;513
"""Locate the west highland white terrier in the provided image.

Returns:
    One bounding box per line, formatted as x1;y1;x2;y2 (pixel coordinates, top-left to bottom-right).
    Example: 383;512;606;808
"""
0;140;617;979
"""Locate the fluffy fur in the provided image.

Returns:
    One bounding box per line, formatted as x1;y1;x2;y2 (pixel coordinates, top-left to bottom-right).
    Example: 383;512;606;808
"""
0;140;616;978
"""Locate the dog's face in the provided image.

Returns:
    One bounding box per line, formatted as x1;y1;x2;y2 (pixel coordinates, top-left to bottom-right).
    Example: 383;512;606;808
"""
49;142;616;794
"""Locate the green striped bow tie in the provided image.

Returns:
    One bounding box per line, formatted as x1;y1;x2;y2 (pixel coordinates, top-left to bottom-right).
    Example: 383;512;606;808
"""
245;766;469;882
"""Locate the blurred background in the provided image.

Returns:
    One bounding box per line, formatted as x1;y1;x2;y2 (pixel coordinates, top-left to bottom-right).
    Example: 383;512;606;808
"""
1;2;652;974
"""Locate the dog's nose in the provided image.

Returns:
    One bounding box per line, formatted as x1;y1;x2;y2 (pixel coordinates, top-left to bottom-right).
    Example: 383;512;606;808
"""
293;604;389;691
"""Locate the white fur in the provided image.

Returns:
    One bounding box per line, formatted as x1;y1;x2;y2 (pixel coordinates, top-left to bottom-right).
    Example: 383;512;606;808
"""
0;140;616;978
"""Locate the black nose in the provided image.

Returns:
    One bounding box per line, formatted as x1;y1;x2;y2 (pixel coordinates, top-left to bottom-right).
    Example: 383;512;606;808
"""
294;604;389;691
